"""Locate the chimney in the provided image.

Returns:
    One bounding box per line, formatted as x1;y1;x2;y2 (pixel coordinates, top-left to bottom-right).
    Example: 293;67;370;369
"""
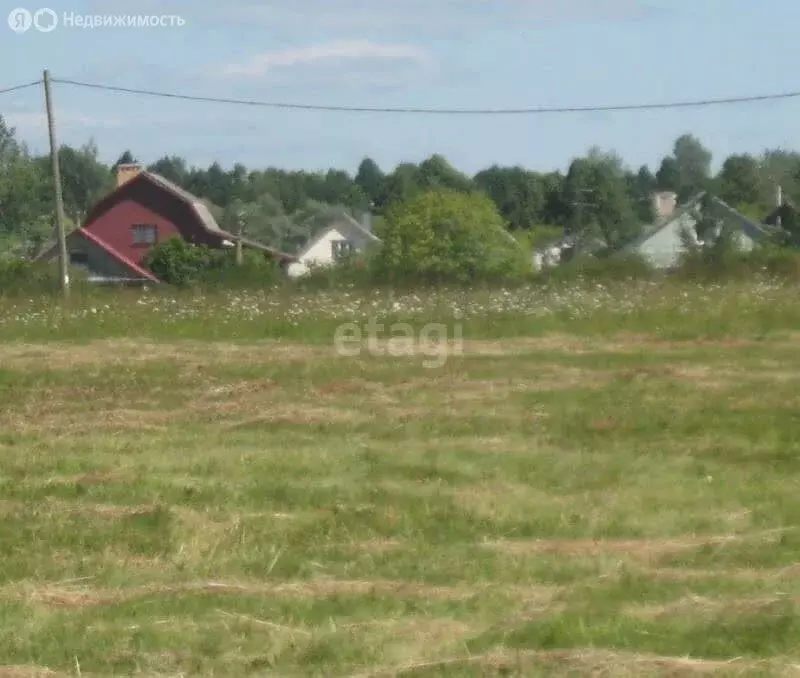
652;191;677;220
361;210;372;233
116;163;142;188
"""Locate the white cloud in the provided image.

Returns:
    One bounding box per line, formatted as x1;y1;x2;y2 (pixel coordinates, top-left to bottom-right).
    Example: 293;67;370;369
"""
220;40;428;77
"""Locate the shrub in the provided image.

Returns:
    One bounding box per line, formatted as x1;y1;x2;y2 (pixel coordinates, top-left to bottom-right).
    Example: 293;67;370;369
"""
199;249;281;289
373;189;530;286
671;242;800;282
143;238;281;289
0;259;90;296
143;237;213;287
537;252;656;284
292;256;375;290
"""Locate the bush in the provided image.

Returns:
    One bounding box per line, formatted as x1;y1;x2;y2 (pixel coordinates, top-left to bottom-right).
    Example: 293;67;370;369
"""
143;238;213;287
536;252;656;284
200;249;281;289
292;256;376;290
143;237;280;288
373;189;531;286
0;259;90;296
671;244;800;282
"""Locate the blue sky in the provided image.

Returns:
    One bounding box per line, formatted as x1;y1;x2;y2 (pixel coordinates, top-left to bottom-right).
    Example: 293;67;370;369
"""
4;0;800;176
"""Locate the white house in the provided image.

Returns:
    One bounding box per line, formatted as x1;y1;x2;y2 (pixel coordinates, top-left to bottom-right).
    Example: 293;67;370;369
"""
530;233;607;272
627;192;772;269
287;213;381;278
531;238;570;271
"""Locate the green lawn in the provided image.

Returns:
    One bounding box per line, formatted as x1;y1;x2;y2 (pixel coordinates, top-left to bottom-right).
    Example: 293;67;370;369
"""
1;283;800;675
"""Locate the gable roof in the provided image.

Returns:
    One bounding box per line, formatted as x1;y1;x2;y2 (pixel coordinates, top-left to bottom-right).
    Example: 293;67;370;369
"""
295;212;380;259
627;192;772;250
76;227;160;282
70;170;295;262
142;172;229;237
78;170;227;238
42;227;160;283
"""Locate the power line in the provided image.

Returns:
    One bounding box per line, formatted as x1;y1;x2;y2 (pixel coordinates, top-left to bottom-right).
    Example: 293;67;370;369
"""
0;80;43;96
50;77;800;115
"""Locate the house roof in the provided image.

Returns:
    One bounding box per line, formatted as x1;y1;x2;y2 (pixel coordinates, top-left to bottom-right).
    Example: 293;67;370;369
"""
71;228;160;283
143;172;228;237
237;236;298;262
295;212;380;259
77;227;160;282
143;173;296;261
627;192;772;250
50;170;295;263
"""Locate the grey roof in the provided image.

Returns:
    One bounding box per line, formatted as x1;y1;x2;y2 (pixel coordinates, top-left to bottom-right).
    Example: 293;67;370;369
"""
143;172;295;261
340;213;381;242
143;172;228;236
627;192;773;250
295;212;381;259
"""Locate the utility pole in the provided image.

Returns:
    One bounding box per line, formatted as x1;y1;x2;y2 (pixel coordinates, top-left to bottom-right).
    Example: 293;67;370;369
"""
235;209;244;266
43;69;69;296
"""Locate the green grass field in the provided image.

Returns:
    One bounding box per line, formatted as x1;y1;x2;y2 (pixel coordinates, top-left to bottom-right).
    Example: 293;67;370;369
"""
2;281;800;676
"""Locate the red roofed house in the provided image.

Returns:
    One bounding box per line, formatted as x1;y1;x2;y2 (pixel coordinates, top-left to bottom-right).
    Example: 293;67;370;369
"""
38;163;296;284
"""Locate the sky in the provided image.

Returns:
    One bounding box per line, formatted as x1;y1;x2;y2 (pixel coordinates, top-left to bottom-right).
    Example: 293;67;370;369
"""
3;0;800;177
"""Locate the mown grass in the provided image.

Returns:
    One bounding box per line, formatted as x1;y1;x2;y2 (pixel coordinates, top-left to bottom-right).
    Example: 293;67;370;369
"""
1;282;800;675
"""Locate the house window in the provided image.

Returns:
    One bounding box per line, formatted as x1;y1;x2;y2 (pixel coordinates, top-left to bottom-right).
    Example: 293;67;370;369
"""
132;224;158;245
331;240;353;261
69;251;88;265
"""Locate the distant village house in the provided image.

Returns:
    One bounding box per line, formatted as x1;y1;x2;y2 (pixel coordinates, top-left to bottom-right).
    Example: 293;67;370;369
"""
37;163;295;284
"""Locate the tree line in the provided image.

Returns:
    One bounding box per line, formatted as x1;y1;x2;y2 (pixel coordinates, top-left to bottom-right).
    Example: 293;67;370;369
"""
1;111;799;260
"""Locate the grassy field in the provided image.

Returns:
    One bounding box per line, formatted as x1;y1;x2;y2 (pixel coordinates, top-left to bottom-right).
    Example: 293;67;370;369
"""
2;281;800;676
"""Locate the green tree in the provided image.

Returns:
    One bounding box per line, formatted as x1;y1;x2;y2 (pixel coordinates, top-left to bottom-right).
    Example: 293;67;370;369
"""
656;156;680;192
374;189;528;284
563;149;640;251
474;165;547;231
316;169;367;208
416;154;474;193
354;157;384;204
627;165;657;224
375;163;420;210
51;140;112;223
717;154;760;207
759;149;800;206
671;134;712;201
0;116;50;249
147;155;189;186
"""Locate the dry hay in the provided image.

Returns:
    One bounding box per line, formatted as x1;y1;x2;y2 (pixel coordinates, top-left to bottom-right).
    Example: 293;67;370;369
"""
355;648;795;677
483;528;798;564
7;578;551;609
